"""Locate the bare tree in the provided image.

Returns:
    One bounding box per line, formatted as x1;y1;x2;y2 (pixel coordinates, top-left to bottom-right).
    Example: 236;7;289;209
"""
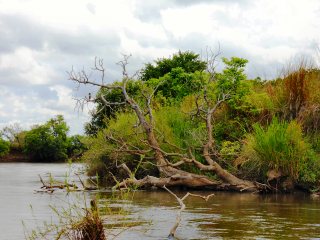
69;55;261;192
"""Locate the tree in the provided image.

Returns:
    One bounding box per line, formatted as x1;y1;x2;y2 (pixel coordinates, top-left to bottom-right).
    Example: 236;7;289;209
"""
147;67;206;101
140;51;207;101
0;137;10;157
24;115;70;162
69;54;261;192
0;123;24;150
140;50;207;81
84;80;142;136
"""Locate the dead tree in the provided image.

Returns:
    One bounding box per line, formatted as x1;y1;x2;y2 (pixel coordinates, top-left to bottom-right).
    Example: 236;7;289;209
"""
69;55;260;192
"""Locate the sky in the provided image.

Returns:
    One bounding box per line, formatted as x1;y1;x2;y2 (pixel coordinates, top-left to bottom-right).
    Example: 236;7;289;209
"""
0;0;319;135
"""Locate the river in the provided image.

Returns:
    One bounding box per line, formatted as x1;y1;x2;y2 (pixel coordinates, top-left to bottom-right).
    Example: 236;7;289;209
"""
0;163;319;239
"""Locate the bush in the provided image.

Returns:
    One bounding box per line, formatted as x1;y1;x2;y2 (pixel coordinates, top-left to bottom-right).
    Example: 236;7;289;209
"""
82;112;156;180
0;138;10;157
24;115;69;162
240;118;320;183
67;135;87;158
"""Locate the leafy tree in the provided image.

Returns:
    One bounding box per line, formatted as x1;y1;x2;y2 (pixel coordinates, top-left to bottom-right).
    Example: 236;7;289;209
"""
140;51;207;101
67;135;87;157
140;51;206;81
148;68;206;101
211;57;256;142
0;123;24;150
0;137;10;157
216;57;249;108
85;52;207;135
24;115;70;162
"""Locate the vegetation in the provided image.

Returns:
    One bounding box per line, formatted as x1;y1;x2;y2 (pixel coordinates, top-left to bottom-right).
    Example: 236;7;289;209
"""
140;50;206;81
75;51;320;192
0;137;10;157
24;115;70;161
25;197;106;240
241;118;320;184
2;50;319;192
0;115;85;162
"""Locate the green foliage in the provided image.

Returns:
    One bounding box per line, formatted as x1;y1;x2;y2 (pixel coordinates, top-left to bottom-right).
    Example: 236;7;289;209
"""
213;115;248;142
140;50;206;81
83;112;156;179
207;58;254;142
67;135;87;157
216;57;249;108
25;196;106;240
141;51;207;102
148;68;206;101
24;115;70;162
10;131;27;151
0;123;25;151
155;106;205;149
85;80;142;136
219;141;241;161
0;137;10;157
80;52;320;189
241;118;320;183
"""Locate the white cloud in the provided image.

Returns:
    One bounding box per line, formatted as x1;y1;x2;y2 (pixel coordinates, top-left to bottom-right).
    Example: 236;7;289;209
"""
0;0;319;134
0;47;54;85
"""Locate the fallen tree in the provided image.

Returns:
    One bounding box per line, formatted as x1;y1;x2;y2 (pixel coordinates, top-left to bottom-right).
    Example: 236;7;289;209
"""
69;55;264;192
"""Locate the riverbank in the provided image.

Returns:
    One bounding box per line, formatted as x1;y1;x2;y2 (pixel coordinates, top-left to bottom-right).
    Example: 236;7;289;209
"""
0;150;75;163
0;151;31;162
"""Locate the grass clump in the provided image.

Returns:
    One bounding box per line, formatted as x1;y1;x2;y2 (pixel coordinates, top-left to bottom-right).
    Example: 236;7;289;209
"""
240;118;320;184
25;198;106;240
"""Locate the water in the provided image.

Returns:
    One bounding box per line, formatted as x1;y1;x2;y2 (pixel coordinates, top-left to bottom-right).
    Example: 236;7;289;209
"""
0;162;86;240
0;163;319;239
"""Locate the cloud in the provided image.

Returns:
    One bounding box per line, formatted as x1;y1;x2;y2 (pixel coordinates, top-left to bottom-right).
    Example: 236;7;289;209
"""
0;0;319;134
86;3;96;15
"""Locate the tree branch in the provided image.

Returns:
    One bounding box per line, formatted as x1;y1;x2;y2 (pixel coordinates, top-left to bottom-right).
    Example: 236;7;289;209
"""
163;185;214;238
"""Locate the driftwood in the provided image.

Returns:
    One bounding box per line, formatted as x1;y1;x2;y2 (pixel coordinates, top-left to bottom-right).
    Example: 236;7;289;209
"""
163;186;214;238
36;174;97;193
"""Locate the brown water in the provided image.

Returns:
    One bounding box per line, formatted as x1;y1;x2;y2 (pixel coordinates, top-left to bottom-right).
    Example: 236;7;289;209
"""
0;163;319;239
104;191;320;239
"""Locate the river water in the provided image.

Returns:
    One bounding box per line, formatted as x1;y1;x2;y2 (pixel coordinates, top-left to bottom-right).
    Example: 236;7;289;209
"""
0;163;319;239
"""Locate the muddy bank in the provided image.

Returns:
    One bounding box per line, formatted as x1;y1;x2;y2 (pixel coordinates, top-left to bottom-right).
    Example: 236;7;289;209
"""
0;150;31;162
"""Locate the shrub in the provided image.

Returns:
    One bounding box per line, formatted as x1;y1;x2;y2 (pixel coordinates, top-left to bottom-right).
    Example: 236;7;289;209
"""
24;115;69;162
82;112;156;180
67;135;87;158
0;138;10;157
240;118;320;183
220;141;241;161
155;106;204;149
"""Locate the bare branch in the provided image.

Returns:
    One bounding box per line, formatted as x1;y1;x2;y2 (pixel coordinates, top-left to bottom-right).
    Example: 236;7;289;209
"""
93;57;105;84
116;54;131;79
163;185;214;238
100;94;126;106
204;44;221;81
117;163;137;180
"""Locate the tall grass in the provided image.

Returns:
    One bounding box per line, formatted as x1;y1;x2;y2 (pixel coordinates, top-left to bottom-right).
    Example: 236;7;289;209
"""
24;198;106;240
241;118;320;183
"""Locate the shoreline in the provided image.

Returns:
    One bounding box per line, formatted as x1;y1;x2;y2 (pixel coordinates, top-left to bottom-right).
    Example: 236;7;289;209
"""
0;151;31;163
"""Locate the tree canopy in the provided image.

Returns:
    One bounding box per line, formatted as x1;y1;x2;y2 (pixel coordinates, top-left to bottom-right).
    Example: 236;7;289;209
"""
24;115;70;162
140;50;207;81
